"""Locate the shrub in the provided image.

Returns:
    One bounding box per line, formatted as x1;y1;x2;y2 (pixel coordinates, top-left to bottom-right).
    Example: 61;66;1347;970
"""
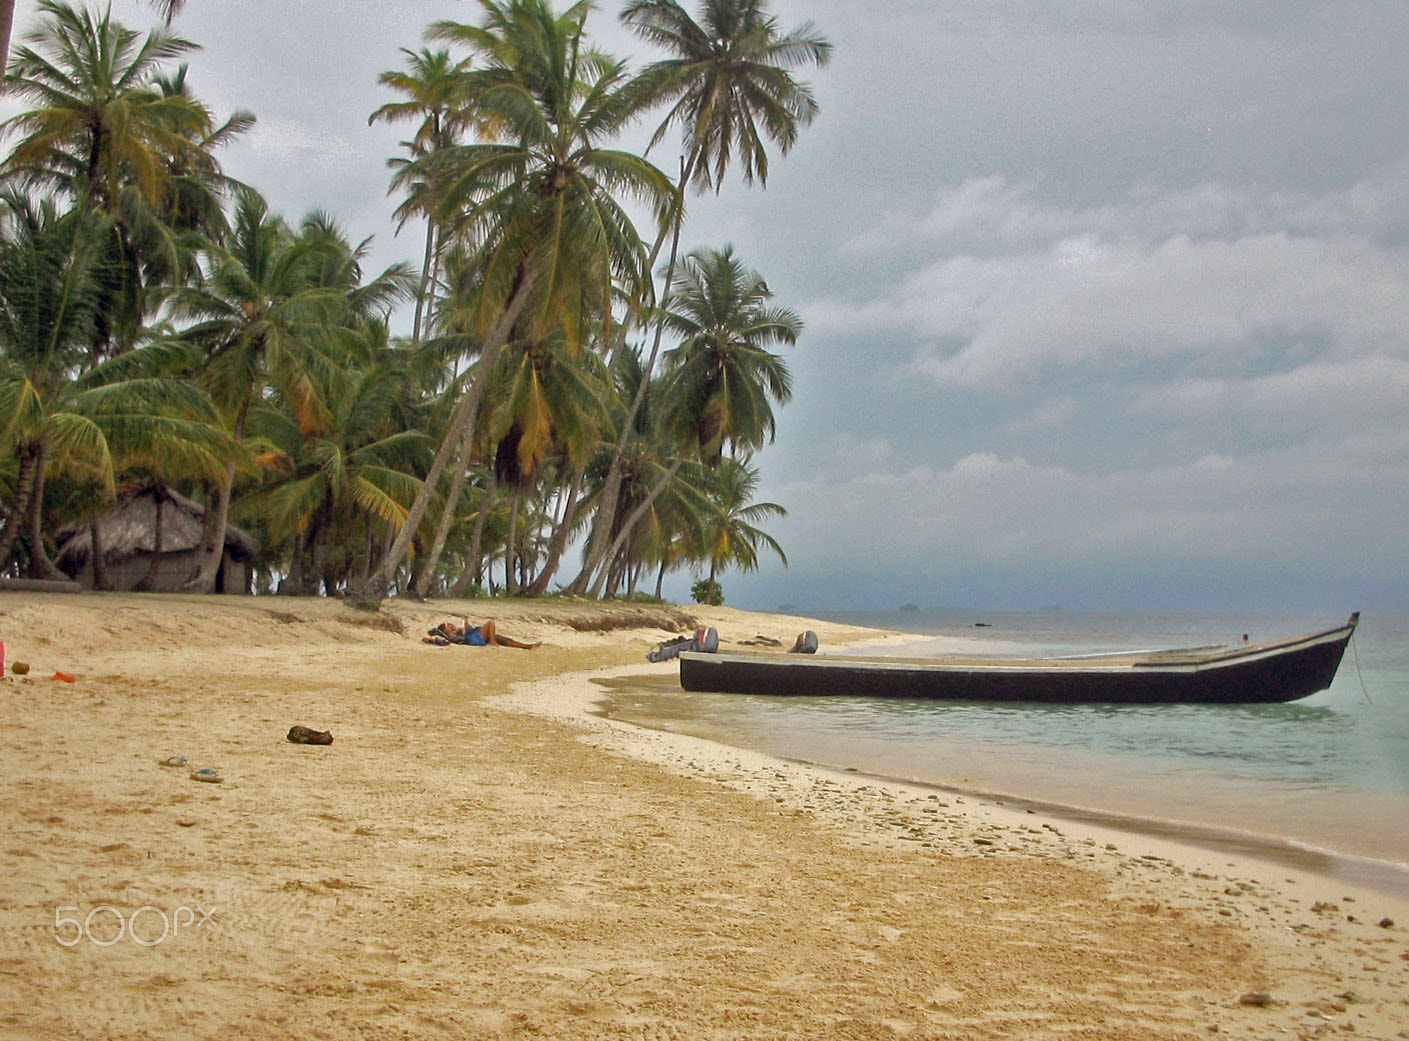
690;578;724;606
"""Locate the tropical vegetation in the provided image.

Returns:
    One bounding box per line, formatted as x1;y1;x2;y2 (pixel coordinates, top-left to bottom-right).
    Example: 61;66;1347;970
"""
0;0;828;604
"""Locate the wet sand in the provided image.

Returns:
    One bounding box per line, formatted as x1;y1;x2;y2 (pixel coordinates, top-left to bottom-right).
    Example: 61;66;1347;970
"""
594;674;1409;900
1;592;1406;1039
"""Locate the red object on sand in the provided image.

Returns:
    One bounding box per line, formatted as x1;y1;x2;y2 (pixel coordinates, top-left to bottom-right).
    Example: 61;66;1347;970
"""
49;671;75;683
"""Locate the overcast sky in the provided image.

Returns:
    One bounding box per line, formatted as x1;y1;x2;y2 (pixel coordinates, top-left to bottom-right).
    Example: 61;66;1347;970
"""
8;0;1408;613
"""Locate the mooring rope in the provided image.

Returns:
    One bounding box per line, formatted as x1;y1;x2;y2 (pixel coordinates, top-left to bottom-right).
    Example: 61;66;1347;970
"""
1350;628;1372;705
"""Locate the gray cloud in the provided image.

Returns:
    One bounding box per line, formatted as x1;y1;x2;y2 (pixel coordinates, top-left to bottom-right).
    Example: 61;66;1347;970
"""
5;0;1405;610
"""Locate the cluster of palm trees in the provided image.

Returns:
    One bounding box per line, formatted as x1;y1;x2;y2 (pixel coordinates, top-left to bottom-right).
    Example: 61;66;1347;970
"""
0;0;829;602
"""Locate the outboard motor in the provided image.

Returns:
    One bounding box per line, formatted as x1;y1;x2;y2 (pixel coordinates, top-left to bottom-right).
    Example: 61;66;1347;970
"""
647;625;720;662
788;630;819;654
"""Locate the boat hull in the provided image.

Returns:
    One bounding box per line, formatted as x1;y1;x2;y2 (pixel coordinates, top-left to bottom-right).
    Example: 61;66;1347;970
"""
678;618;1358;705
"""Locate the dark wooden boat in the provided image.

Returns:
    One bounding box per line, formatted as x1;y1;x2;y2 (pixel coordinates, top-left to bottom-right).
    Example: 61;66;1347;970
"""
678;613;1360;705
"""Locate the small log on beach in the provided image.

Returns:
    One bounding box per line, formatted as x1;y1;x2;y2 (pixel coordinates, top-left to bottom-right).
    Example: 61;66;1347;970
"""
0;578;83;594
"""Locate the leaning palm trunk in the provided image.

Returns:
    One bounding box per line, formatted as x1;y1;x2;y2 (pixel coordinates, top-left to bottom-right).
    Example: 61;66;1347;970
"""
411;416;477;598
587;456;685;598
523;461;585;596
24;443;65;581
185;396;250;594
182;462;234;593
449;467;496;598
360;271;538;601
569;164;690;596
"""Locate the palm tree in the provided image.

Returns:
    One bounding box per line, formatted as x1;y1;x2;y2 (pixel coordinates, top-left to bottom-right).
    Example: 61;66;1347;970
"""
151;63;255;245
1;2;246;356
175;190;345;432
570;0;827;594
170;189;410;591
584;244;795;594
0;195;104;572
479;330;608;595
657;244;796;463
622;0;830;196
696;455;785;583
0;194;236;577
359;0;672;600
371;47;470;346
1;2;209;212
238;360;428;595
4;1;188;95
564;346;693;595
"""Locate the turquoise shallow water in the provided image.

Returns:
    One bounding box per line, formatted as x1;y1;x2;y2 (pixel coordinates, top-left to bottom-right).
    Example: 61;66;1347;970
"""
601;609;1409;896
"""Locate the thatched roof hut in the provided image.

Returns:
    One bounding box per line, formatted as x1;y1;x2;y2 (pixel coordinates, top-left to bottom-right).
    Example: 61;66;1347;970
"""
57;487;259;594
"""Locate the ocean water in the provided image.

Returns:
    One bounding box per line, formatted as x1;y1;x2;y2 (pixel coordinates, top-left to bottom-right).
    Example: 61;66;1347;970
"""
600;609;1409;897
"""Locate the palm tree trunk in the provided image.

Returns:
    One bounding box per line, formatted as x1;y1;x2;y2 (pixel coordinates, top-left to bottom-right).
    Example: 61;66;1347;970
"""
653;559;666;600
569;161;690;596
587;456;685;598
523;460;585;596
646;152;696;273
360;270;538;601
135;491;165;591
90;517;111;590
284;530;306;595
503;492;522;597
0;445;39;574
606;546;629;599
356;515;373;587
411;417;477;598
0;1;14;82
25;443;65;581
411;216;436;346
182;464;233;593
449;468;496;598
427;222;444;337
310;505;332;596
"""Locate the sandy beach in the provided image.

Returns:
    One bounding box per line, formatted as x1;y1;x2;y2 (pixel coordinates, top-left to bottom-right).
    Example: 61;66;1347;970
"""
1;592;1406;1040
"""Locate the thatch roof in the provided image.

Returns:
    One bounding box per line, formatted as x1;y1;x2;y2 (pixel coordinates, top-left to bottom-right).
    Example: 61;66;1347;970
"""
56;487;259;566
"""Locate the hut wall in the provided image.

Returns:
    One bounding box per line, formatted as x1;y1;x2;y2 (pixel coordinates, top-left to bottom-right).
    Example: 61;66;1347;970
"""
68;551;251;594
67;552;195;592
218;554;253;595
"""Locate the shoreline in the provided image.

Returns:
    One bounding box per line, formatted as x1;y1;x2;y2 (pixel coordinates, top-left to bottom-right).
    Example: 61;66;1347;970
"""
3;592;1407;1039
593;680;1409;901
506;659;1409;910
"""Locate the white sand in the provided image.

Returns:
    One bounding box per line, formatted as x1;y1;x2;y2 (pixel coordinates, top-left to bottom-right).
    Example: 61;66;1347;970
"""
1;592;1406;1040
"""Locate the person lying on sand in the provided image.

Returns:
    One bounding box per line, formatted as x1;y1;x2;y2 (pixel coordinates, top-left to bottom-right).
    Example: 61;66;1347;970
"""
423;620;540;650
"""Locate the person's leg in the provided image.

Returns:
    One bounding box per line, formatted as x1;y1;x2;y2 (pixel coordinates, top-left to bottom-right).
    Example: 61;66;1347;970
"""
483;620;539;649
